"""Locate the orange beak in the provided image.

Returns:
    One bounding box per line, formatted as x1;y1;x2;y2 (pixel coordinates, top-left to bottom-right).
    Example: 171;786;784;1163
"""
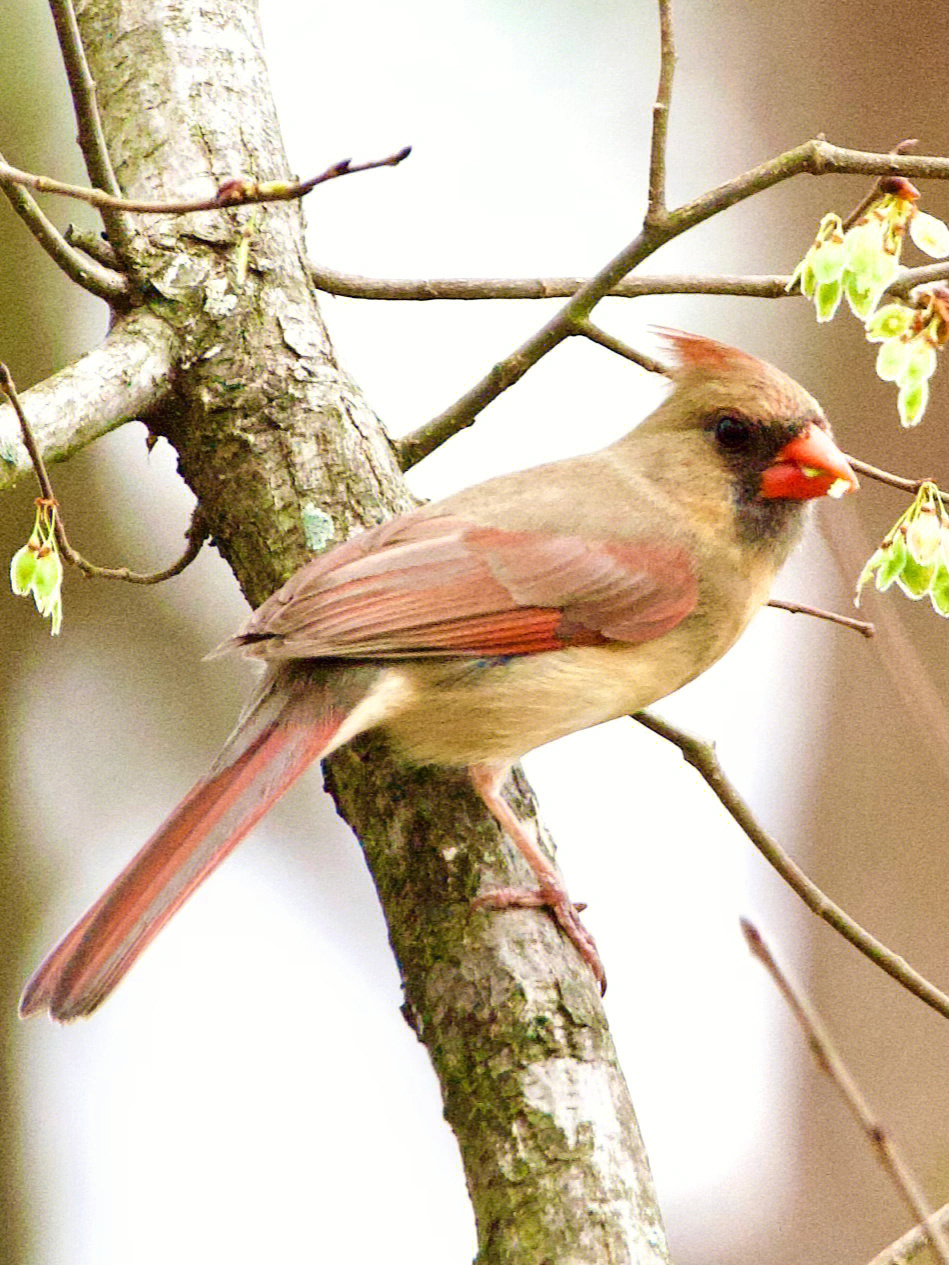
759;423;859;501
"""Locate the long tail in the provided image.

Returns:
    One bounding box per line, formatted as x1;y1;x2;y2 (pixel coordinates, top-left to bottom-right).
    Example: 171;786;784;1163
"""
20;666;357;1022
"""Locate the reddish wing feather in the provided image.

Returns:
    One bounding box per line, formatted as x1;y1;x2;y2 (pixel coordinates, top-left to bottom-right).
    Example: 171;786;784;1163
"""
231;514;698;660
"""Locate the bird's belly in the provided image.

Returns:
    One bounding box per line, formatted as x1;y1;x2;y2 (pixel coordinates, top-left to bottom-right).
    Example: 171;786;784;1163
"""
383;631;713;768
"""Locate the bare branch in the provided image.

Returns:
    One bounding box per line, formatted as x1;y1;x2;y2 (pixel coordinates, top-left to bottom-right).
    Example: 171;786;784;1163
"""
767;598;875;637
0;146;411;216
646;0;676;223
1;362;206;584
47;0;135;256
742;921;949;1265
668;140;948;235
891;261;949;296
577;321;671;375
847;457;948;500
0;149;128;301
632;711;949;1020
0;309;177;493
396;139;948;469
309;261;948;303
866;1204;949;1265
311;262;792;301
841;139;919;232
48;0;120;196
63;222;120;268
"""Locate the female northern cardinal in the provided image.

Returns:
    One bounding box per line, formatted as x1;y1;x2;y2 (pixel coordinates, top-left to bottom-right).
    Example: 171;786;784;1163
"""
20;331;857;1020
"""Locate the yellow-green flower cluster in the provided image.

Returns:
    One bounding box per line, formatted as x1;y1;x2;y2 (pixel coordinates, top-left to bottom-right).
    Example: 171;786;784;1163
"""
864;286;948;426
856;482;949;616
789;184;949;323
10;500;64;634
790;185;949;428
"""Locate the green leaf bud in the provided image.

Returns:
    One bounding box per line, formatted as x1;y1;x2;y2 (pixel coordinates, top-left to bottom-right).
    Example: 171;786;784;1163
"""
897;378;929;427
909;210;949;259
875;533;907;590
815;278;843;322
875;337;911;382
905;508;942;566
896;555;934;599
31;547;63;606
902;338;938;386
930;564;949;616
10;543;37;595
865;304;913;342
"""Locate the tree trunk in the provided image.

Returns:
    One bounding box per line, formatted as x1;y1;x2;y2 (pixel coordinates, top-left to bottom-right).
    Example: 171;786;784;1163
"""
25;0;672;1259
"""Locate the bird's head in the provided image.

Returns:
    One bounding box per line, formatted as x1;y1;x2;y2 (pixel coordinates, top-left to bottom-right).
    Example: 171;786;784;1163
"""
642;329;858;546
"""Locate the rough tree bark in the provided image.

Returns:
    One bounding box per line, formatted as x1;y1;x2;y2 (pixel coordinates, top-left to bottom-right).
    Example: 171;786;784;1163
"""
0;1;671;1261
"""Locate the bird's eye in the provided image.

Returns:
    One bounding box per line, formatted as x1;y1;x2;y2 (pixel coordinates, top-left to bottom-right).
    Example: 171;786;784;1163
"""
713;415;753;452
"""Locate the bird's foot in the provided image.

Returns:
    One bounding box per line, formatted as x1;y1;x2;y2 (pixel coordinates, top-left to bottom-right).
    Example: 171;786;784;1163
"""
473;883;606;993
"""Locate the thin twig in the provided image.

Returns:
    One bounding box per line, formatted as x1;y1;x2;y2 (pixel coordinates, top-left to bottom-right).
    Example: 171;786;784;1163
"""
63;223;120;269
311;263;791;301
646;0;676;223
847;457;947;500
631;710;949;1020
0;150;128;301
47;0;134;257
395;138;949;470
742;920;949;1265
0;363;207;584
0;146;411;216
866;1204;949;1265
842;139;919;232
2;366;57;505
48;0;120;196
577;321;671;375
309;261;949;303
767;598;875;637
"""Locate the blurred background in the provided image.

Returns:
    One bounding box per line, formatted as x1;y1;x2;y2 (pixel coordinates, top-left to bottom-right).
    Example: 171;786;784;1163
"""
1;1;945;1262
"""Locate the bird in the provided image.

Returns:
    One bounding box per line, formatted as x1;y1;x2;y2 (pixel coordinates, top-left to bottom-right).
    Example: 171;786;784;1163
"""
19;330;858;1021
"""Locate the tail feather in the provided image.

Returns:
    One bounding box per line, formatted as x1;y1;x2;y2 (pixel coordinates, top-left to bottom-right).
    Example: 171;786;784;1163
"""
20;672;348;1022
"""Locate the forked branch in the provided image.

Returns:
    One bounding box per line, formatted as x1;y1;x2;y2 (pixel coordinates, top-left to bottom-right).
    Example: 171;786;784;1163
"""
395;139;948;469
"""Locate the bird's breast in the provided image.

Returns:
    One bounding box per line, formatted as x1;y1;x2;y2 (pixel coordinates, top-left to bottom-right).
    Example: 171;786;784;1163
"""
381;623;724;768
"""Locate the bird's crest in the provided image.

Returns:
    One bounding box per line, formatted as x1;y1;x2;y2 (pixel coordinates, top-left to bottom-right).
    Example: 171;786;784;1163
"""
651;328;825;424
654;328;764;379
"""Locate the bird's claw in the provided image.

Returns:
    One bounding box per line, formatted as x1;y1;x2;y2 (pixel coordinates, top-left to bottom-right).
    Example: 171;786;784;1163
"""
473;884;606;993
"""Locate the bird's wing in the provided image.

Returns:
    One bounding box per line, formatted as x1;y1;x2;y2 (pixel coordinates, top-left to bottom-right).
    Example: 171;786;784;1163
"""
228;513;698;660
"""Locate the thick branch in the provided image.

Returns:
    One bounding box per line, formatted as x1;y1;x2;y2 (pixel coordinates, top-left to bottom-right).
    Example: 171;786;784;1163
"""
0;309;176;493
633;712;949;1020
867;1205;949;1265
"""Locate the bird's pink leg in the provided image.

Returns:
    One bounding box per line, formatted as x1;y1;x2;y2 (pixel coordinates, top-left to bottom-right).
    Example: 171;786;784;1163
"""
469;762;606;992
